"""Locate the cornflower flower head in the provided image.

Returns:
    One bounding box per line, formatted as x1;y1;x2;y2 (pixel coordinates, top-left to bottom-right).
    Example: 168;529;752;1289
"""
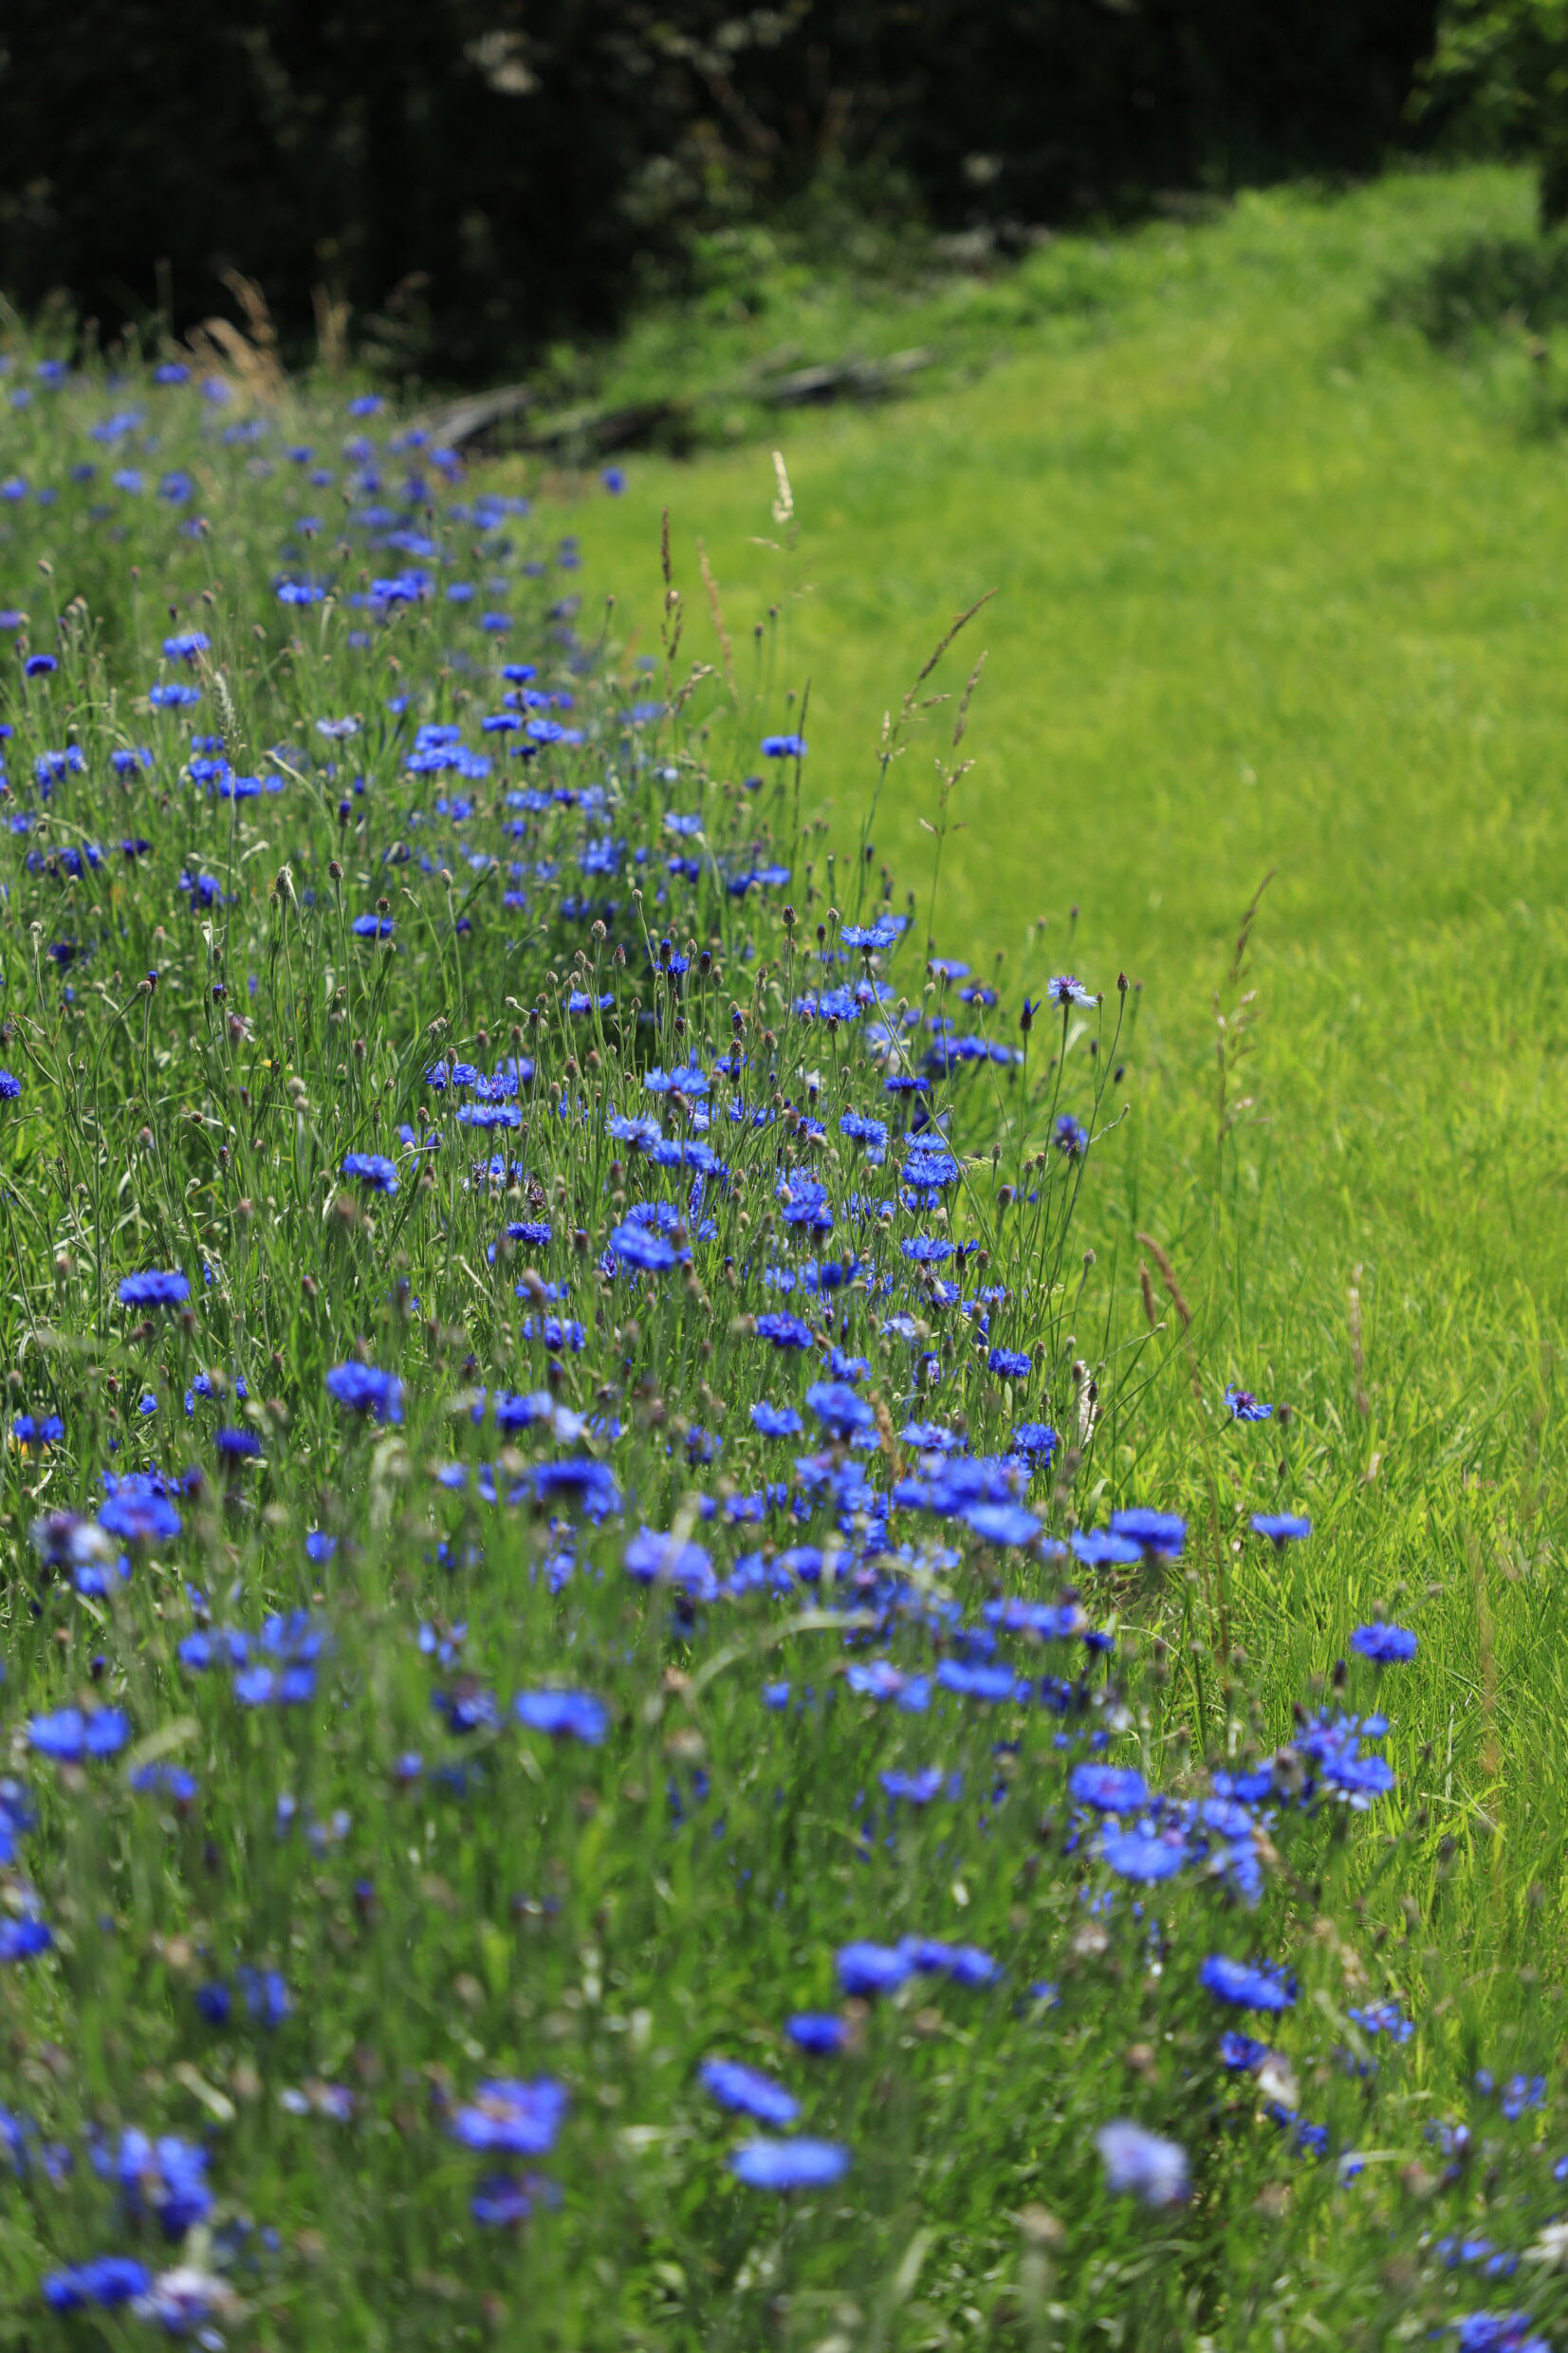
729;2139;849;2191
1096;2121;1189;2206
1350;1622;1417;1665
118;1269;190;1307
325;1362;405;1422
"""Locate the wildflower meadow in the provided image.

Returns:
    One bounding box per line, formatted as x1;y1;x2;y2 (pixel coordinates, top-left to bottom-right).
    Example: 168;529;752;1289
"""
0;268;1563;2353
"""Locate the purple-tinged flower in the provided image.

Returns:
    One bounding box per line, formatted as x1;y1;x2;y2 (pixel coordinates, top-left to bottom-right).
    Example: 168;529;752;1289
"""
450;2078;567;2158
1225;1386;1273;1422
1046;974;1096;1010
1097;2120;1189;2205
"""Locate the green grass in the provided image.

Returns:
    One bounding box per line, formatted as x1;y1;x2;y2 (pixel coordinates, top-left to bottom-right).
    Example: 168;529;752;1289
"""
559;159;1568;1935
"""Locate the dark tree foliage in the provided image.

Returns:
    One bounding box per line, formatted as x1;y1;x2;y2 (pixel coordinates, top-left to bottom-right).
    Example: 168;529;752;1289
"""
1418;1;1568;227
0;0;1439;379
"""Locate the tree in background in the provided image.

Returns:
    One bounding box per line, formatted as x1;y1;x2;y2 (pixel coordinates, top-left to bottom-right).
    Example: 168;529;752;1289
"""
1420;0;1568;224
0;0;1439;380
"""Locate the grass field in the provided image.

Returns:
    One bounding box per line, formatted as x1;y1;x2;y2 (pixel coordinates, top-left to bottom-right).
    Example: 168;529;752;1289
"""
563;157;1568;1891
0;162;1566;2350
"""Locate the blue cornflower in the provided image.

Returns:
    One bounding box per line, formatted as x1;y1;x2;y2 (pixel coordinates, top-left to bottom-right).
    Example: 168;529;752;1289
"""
1046;974;1097;1010
729;2138;848;2191
0;1071;18;1100
471;2173;549;2226
214;1427;260;1460
1225;1386;1273;1422
1102;1830;1188;1882
237;1966;292;2027
804;1380;874;1438
1200;1954;1295;2012
131;1762;198;1805
964;1501;1042;1547
341;1152;399;1195
1348;2002;1411;2042
760;734;807;759
351;914;395;939
1096;2120;1189;2206
601;466;627;493
513;1690;609;1745
325;1362;405;1422
1350;1622;1417;1665
1110;1508;1185;1558
1219;2031;1274;2071
11;1413;62;1447
1011;1421;1057;1460
23;655;56;677
751;1401;803;1437
786;2014;848;2055
698;2059;800;2127
28;1706;130;1763
756;1312;815;1350
902;1235;952;1263
987;1346;1031;1379
0;1919;51;1963
44;2257;154;2310
110;2126;212;2235
99;1473;181;1546
506;1219;552;1247
836;1941;913;1998
608;1220;678;1272
450;2078;567;2157
1068;1763;1150;1814
118;1269;190;1308
1054;1114;1089;1158
1251;1513;1311;1545
902;1937;1001;1987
